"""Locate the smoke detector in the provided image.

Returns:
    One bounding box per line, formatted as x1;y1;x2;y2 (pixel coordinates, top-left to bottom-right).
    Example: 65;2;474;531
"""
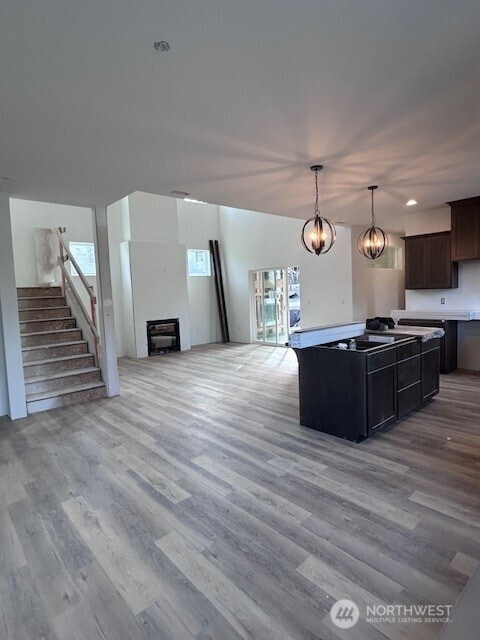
154;41;170;52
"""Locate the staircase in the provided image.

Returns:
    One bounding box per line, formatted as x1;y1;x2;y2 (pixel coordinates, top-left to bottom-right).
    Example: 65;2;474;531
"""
18;286;106;413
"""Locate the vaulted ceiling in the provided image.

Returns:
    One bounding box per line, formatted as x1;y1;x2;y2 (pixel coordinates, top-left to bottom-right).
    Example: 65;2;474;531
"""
1;1;480;231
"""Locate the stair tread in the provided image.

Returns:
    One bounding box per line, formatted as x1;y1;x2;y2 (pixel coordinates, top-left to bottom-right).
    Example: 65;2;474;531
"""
20;317;73;323
26;381;105;402
22;340;87;352
21;328;80;337
23;353;93;367
18;295;64;298
17;288;61;292
24;366;100;383
20;306;70;311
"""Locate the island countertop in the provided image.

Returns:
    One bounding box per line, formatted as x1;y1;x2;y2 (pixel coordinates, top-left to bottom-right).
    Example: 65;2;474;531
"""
367;324;445;342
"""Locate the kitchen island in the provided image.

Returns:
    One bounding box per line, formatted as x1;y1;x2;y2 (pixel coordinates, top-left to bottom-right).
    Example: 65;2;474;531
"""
290;323;443;442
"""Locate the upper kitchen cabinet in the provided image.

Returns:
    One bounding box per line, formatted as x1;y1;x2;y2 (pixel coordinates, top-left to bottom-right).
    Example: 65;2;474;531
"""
403;232;458;290
448;196;480;261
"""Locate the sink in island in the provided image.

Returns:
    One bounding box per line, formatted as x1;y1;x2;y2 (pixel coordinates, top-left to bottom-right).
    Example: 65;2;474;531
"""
289;322;443;442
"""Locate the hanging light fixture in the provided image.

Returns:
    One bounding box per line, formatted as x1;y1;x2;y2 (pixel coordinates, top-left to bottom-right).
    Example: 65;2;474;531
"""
357;185;388;260
301;165;336;255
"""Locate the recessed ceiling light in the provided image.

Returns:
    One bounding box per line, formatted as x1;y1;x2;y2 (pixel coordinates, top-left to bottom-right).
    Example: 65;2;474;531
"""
154;41;170;52
170;190;189;198
406;199;417;206
184;197;207;205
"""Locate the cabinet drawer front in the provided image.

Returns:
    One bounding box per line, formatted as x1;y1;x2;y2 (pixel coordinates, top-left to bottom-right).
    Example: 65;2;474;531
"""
398;355;421;390
397;340;420;361
421;337;441;352
367;364;397;433
398;382;422;418
367;347;396;372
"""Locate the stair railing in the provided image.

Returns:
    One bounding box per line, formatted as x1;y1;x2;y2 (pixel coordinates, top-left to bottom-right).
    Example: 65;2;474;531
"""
54;227;100;366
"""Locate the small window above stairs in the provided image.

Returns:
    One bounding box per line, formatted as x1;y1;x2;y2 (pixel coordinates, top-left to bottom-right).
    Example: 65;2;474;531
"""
18;286;106;413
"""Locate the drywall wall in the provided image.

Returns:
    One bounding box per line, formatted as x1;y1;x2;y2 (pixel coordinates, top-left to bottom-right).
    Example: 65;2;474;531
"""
0;300;8;416
178;200;221;345
10;198;98;330
404;206;450;236
10;199;94;286
128;191;179;243
106;200;126;356
0;193;27;418
403;208;480;370
351;226;405;320
120;240;191;358
219;206;353;343
117;193;220;353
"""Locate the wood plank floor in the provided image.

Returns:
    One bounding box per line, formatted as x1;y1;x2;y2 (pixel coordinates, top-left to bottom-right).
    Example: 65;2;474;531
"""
1;342;479;640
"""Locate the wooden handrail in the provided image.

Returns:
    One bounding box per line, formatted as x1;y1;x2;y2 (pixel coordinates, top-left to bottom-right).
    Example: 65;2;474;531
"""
57;259;100;342
54;227;96;303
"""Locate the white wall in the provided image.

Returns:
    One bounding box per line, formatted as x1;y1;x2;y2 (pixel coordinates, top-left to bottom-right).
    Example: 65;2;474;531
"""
219;206;353;343
128;191;179;243
404;206;450;236
404;207;480;371
106;200;126;356
118;193;192;357
0;299;8;416
10;198;98;329
121;241;191;358
0;194;27;418
10;199;94;286
351;226;405;321
178;200;221;345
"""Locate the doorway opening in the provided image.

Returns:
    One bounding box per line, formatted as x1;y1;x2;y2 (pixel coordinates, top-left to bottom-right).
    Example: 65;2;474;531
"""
252;267;301;346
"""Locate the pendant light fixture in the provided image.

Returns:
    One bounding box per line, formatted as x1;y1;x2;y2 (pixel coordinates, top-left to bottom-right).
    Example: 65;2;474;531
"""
357;185;388;260
301;165;336;255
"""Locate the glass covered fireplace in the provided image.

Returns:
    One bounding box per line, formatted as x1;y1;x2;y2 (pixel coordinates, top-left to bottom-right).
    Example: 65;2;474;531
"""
146;318;180;356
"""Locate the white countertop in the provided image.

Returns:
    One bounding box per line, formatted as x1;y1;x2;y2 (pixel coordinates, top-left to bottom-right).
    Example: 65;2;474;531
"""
368;325;445;342
391;309;480;321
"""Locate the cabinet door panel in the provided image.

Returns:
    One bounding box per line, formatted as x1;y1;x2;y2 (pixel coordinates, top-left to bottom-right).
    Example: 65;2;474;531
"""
405;237;427;289
398;381;422;418
404;233;457;290
428;234;454;288
367;365;397;433
422;348;440;401
398;355;421;390
451;203;480;261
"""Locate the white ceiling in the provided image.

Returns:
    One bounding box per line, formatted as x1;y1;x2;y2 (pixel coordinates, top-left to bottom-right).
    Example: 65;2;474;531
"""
1;0;480;232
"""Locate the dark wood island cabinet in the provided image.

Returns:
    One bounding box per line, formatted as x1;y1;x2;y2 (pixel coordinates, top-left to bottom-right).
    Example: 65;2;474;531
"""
294;335;440;442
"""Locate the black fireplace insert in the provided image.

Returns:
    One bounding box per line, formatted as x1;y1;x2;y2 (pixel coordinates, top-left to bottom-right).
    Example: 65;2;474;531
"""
146;318;180;355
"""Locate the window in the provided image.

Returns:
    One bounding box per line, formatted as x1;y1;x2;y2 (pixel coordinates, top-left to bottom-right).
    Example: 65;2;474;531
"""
365;246;402;270
187;249;211;276
69;242;96;276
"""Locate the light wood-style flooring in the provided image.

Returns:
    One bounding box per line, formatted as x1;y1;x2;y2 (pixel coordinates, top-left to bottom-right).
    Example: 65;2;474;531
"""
1;343;480;640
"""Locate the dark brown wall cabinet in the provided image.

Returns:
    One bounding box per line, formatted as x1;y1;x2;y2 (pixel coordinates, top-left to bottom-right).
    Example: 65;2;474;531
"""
449;196;480;261
403;232;458;290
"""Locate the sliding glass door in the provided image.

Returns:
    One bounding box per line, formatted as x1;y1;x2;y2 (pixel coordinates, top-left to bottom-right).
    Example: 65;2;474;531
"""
252;267;300;345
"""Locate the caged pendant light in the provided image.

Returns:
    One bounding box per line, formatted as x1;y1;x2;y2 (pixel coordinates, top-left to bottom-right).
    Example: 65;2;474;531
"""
357;185;388;260
301;165;336;255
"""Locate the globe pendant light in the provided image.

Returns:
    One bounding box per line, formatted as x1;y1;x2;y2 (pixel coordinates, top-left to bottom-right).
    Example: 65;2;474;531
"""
301;165;336;255
357;185;388;260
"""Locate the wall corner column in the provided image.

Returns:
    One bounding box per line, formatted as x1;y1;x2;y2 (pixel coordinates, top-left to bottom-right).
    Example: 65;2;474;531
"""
0;193;27;419
92;206;120;397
